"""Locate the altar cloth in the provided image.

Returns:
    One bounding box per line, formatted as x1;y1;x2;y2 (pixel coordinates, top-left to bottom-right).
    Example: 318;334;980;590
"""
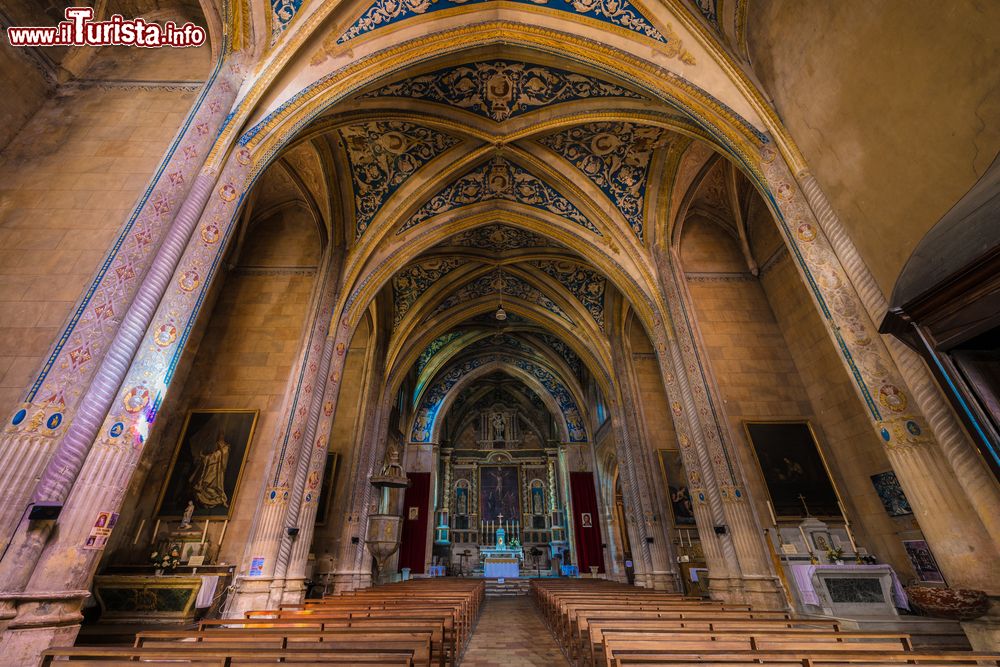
484;558;519;578
789;564;909;610
197;575;219;608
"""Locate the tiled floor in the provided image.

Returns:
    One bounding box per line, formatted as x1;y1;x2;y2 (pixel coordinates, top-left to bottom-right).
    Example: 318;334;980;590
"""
460;596;569;666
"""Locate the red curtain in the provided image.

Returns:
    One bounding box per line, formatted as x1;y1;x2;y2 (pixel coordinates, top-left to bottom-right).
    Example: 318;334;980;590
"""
398;472;430;574
570;472;605;573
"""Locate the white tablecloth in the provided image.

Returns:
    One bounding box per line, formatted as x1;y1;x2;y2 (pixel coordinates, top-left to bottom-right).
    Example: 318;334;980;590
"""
484;560;519;578
196;575;219;608
788;564;909;610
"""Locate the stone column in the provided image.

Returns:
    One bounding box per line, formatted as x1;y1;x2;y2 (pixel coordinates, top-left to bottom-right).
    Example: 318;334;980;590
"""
649;250;784;608
757;148;999;592
0;106;268;661
795;170;1000;552
0;58;247;542
607;326;678;590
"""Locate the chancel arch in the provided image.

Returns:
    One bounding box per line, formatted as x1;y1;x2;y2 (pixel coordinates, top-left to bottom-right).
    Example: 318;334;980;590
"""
0;2;998;662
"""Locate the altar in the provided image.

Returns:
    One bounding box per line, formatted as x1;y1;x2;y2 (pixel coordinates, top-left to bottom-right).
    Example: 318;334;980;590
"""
481;526;523;578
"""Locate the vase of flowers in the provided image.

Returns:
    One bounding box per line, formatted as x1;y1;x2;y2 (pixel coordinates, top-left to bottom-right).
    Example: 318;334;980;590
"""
826;546;845;564
150;545;181;575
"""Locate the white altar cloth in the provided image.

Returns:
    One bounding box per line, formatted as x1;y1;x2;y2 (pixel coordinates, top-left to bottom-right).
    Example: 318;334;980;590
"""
484;558;519;578
788;564;909;610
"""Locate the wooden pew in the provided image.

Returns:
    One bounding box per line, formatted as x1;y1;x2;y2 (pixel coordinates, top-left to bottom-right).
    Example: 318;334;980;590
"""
607;649;1000;667
40;645;415;666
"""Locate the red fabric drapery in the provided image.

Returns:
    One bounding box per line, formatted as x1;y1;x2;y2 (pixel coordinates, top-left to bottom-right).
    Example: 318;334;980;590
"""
398;472;430;574
570;472;605;573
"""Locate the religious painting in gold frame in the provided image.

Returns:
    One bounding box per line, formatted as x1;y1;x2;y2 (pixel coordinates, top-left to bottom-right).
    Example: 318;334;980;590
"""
478;464;520;522
657;449;696;527
743;420;842;518
155;409;259;520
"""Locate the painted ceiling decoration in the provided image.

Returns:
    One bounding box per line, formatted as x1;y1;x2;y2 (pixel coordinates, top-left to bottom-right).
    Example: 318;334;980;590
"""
271;0;304;42
341;121;460;238
692;0;719;28
362;61;642;122
539;121;670;241
531;259;606;329
445;223;556;251
536;332;585;379
338;0;670;45
410;352;586;443
392;257;468;328
429;271;573;323
416;331;465;376
399;157;600;235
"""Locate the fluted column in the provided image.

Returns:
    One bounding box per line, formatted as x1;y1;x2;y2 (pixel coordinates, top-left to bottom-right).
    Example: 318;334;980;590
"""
757;148;999;591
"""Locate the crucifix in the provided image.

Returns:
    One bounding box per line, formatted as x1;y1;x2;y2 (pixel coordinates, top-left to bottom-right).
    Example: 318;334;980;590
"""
798;494;812;517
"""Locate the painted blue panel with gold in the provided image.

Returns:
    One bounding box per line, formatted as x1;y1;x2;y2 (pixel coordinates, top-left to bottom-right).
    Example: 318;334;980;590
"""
340;0;668;44
363;61;642;121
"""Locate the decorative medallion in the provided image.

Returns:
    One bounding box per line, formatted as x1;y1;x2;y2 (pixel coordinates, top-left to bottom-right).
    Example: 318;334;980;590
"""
201;222;221;244
539;122;669;240
109;422;125;438
219;183;238;202
154;323;178;347
905;420;922;436
363;61;642;121
796;223;816;242
401;157;599;234
178;269;201;292
123;386;151;413
341;121;460;237
11;408;26;426
236;148;252;165
45;412;63;430
878;384;908;412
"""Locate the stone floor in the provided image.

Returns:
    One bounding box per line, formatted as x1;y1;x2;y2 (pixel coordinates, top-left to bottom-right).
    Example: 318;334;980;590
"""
460;597;569;666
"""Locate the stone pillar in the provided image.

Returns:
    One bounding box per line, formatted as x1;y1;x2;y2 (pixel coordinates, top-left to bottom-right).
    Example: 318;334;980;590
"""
649;251;784;608
0;59;247;543
795;169;1000;553
757;149;1000;592
606;326;678;590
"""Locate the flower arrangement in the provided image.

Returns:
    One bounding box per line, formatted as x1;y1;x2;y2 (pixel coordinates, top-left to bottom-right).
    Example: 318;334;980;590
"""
826;546;845;564
150;545;182;571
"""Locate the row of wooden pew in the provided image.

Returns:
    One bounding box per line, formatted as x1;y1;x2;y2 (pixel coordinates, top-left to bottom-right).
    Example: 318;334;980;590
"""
41;578;484;666
531;579;999;667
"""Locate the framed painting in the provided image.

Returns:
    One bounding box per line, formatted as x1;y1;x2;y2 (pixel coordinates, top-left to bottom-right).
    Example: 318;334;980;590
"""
314;452;340;526
657;450;696;526
479;465;520;522
156;409;258;520
870;471;913;517
744;421;841;518
903;539;946;584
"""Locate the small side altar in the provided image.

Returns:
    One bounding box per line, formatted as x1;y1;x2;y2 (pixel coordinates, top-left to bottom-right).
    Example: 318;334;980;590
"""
481;526;523;578
94;565;234;623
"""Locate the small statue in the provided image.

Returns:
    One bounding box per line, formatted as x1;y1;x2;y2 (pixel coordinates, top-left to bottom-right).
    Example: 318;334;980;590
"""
180;500;195;528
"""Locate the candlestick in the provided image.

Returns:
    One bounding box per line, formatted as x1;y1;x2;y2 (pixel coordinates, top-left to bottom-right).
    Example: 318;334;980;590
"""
133;518;145;545
150;519;160;545
218;519;228;546
201;519;209;544
766;500;778;526
688;529;693;547
798;525;811;554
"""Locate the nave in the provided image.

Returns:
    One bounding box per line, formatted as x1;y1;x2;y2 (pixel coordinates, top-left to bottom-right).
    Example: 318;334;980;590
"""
37;578;1000;666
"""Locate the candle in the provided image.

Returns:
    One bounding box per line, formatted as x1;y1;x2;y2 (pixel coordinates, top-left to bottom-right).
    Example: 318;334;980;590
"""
844;522;858;552
133;518;145;545
201;519;209;544
837;500;848;521
218;519;229;546
766;501;778;526
688;530;693;547
798;525;811;553
150;519;161;545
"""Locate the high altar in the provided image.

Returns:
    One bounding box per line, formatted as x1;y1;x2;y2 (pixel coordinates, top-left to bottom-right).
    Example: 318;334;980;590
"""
481;526;523;578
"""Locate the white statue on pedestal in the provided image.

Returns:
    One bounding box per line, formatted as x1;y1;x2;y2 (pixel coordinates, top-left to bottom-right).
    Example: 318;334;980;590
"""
180;500;195;528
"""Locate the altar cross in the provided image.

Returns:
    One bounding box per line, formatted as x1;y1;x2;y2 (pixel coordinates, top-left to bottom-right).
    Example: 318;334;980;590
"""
798;494;812;517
